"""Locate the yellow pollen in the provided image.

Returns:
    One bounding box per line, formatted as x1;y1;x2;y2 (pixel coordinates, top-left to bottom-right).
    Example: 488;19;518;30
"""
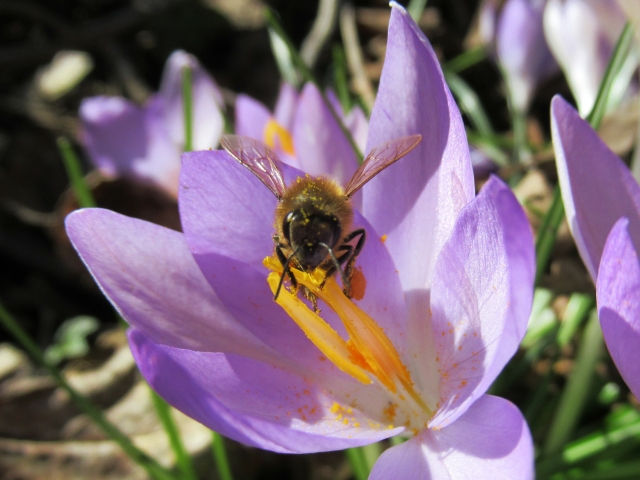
263;119;295;156
264;256;431;415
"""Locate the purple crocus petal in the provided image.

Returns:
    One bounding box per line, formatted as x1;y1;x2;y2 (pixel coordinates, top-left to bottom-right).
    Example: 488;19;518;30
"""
544;0;627;115
65;209;280;364
428;176;534;428
79;96;148;177
80;95;182;196
552;96;640;280
159;50;224;151
235;94;271;140
274;82;298;128
345;105;369;154
292;83;359;187
369;395;533;480
496;0;558;112
363;2;475;295
598;218;640;399
130;329;403;453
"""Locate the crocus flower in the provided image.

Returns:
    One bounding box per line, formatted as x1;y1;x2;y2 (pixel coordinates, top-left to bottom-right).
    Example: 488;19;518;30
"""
66;3;535;477
544;0;632;116
79;50;224;198
495;0;558;112
235;82;368;185
552;95;640;397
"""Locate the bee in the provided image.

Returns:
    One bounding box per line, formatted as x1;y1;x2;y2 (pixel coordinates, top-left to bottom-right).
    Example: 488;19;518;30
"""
220;133;422;309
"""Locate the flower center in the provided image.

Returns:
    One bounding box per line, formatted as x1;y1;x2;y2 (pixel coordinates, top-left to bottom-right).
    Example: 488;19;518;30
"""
263;256;432;424
263;119;295;156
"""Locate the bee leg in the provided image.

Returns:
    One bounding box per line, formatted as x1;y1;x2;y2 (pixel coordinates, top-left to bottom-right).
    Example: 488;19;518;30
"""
302;286;320;314
340;229;366;298
275;243;297;291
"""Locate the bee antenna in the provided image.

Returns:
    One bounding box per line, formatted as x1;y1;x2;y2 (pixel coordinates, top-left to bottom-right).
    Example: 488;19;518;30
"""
274;247;301;301
319;243;349;293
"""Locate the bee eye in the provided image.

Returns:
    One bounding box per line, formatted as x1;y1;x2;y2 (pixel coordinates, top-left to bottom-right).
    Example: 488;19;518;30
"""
282;211;296;242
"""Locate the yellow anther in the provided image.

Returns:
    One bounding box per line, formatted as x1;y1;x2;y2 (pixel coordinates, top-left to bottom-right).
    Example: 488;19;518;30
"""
263;119;295;156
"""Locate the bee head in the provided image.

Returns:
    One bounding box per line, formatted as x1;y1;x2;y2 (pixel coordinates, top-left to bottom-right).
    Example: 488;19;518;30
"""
283;209;342;270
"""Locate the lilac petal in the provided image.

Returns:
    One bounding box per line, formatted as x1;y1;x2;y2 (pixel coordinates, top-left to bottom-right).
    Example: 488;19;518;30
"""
496;0;558;111
552;96;640;280
235;94;271;140
597;218;640;399
428;176;534;428
363;3;475;295
159;50;224;151
345;106;369;154
130;329;402;453
545;0;627;115
79;95;181;196
369;395;533;480
65;209;279;363
179;150;407;371
79;96;148;177
292;83;359;187
273;82;298;128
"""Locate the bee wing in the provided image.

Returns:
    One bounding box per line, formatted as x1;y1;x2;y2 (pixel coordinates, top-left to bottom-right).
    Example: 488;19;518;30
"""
220;135;286;200
344;134;422;198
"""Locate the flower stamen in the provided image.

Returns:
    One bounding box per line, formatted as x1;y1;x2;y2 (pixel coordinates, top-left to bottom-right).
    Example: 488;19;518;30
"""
263;119;295;156
264;256;432;417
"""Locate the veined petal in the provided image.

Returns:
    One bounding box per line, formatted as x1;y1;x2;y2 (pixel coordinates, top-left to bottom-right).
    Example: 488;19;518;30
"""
345;105;369;154
159;50;224;151
428;177;531;428
363;2;474;295
552;96;640;280
65;209;278;364
130;329;403;453
292;83;359;187
597;218;640;399
369;396;533;480
496;0;558;111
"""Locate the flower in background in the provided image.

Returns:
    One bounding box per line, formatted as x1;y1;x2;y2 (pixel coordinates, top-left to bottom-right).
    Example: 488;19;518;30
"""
472;0;558;112
235;82;368;185
544;0;634;116
66;3;535;477
495;0;558;112
79;50;224;199
552;95;640;398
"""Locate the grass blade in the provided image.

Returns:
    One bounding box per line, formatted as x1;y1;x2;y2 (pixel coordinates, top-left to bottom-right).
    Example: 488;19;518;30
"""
265;7;363;162
444;71;494;136
182;65;193;152
151;391;197;480
0;301;176;480
407;0;428;23
57;137;96;208
211;431;234;480
346;447;369;480
543;310;604;456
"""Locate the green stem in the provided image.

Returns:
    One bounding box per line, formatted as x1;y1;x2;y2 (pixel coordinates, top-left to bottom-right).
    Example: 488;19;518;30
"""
151;391;197;480
182;66;193;152
57;137;96;208
543;311;604;456
444;46;487;75
407;0;428;23
346;447;369;480
211;431;234;480
0;301;175;480
264;7;363;163
535;22;634;283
